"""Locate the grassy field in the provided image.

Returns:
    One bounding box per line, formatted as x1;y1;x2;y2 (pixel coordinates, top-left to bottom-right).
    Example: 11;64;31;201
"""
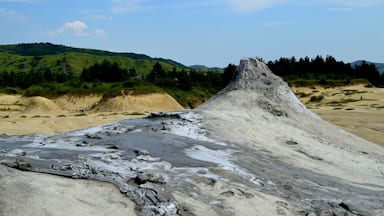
0;52;179;78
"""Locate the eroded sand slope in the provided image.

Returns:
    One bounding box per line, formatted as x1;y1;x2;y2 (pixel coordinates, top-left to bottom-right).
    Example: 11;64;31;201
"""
0;93;183;134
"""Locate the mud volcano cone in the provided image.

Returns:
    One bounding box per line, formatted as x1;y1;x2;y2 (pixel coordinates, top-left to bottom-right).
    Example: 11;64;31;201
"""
198;58;316;118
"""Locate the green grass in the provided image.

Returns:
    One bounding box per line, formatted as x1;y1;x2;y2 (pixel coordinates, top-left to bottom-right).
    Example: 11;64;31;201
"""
0;80;218;108
165;86;218;108
0;52;182;79
309;95;324;102
327;98;360;105
327;102;342;107
295;92;312;98
127;112;146;115
340;98;360;103
286;78;370;87
74;113;87;117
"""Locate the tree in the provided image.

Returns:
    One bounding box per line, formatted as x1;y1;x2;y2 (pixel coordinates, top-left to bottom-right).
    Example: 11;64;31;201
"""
176;71;192;90
222;64;237;86
146;62;166;82
80;60;129;82
355;61;381;86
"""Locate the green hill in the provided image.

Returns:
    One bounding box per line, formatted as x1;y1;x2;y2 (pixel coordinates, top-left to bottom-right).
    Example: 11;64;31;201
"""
0;43;225;108
189;65;223;71
0;43;186;78
351;60;384;74
0;43;186;69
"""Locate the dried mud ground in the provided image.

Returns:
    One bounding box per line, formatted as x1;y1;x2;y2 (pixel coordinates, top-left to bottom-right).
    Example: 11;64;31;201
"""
0;84;383;147
292;84;384;146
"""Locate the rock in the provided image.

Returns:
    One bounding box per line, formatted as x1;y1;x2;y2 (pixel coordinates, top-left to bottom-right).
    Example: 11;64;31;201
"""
136;172;166;185
134;149;150;156
3;159;31;171
105;144;119;149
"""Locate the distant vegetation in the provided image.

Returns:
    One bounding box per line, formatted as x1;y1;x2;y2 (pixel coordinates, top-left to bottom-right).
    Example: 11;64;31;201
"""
0;42;185;68
267;55;384;87
0;43;233;107
351;60;384;74
0;43;383;108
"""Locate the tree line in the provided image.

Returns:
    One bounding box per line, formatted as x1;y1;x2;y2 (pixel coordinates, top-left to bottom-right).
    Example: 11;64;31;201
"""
1;55;383;95
0;59;235;95
267;55;384;86
0;65;74;89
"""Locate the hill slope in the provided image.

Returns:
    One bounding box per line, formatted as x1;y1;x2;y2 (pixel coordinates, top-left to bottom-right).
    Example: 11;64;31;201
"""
351;60;384;74
0;43;187;80
0;42;186;68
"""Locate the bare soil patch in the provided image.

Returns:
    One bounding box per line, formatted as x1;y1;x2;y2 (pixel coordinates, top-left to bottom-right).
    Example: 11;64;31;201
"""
292;85;384;146
0;93;183;135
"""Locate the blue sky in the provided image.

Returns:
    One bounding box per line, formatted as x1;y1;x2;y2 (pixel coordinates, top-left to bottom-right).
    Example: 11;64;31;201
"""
1;0;383;67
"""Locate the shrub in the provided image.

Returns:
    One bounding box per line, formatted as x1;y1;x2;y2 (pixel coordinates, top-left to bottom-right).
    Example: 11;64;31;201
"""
24;85;45;96
309;95;324;102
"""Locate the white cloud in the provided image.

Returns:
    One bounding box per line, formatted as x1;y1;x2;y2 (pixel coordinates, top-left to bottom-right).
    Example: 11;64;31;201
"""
258;21;290;27
108;0;284;13
59;21;89;36
0;0;34;2
327;7;353;12
95;29;107;37
327;0;383;7
225;0;284;12
111;0;154;13
108;0;383;14
48;21;106;37
0;7;27;22
80;9;113;21
94;15;113;21
222;0;383;12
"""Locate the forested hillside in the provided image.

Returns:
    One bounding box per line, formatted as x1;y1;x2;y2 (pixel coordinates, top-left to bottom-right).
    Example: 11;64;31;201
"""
0;43;185;68
0;43;228;107
267;56;384;87
0;43;383;107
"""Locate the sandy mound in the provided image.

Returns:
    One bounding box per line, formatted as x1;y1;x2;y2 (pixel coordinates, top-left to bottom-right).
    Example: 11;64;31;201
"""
21;96;64;115
0;94;23;105
53;94;103;112
94;93;183;113
0;93;183;135
0;94;27;112
1;93;182;115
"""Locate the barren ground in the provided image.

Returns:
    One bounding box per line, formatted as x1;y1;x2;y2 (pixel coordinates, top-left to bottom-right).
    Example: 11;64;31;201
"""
0;93;183;135
1;85;382;147
292;85;384;146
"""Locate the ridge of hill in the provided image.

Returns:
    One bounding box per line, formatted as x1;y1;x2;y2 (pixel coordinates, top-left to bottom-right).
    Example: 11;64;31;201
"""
0;43;187;78
0;42;186;69
351;60;384;74
189;65;222;71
